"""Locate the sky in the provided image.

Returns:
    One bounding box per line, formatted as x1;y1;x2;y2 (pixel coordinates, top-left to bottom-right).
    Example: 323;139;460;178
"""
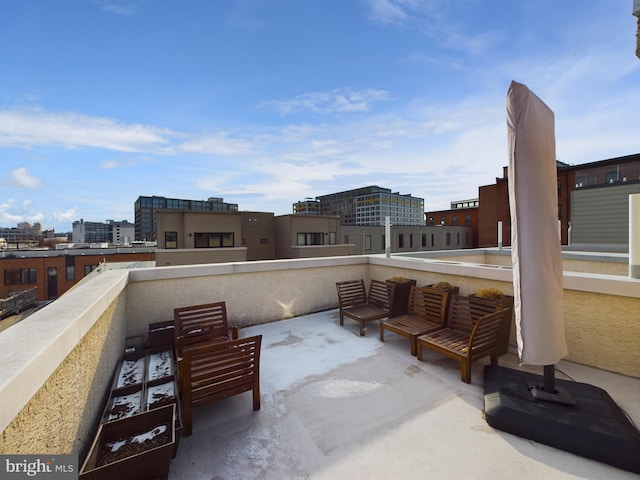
1;0;639;233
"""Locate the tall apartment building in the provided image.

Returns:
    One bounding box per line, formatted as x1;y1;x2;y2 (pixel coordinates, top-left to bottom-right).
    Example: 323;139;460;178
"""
72;219;134;245
134;195;238;241
295;186;425;226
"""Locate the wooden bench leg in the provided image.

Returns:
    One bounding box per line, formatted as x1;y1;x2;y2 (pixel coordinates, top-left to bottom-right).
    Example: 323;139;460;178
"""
416;342;423;361
410;336;417;356
359;322;365;336
461;359;471;384
379;324;385;342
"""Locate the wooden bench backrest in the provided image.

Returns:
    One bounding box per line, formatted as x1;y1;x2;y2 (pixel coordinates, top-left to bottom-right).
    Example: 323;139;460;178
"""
336;280;367;308
181;334;262;408
467;309;507;357
447;294;501;334
368;279;394;309
407;286;451;324
174;302;232;354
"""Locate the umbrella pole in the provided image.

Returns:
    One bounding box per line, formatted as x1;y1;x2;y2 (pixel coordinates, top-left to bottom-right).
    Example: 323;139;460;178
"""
543;365;556;393
528;364;576;405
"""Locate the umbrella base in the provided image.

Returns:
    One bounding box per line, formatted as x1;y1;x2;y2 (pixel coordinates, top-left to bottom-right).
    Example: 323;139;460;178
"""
483;365;640;474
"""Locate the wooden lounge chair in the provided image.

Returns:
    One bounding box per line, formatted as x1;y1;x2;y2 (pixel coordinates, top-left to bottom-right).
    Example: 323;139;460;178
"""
180;334;262;436
379;285;454;355
173;301;239;357
336;279;395;336
416;294;509;383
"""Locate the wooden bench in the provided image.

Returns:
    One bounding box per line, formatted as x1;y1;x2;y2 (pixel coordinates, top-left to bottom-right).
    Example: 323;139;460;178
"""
174;301;239;357
379;285;455;355
416;294;509;383
336;279;395;336
180;334;262;436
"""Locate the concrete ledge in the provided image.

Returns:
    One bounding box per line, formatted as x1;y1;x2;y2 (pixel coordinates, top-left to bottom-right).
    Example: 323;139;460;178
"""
0;269;129;433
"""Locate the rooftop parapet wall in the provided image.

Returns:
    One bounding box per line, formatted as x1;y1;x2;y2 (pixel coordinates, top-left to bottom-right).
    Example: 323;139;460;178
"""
1;253;638;457
0;270;129;454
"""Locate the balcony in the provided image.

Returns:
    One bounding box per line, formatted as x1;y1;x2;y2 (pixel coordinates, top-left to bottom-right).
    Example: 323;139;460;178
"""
1;250;638;478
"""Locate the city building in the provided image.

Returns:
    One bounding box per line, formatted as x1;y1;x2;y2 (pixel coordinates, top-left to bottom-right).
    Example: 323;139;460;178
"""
292;198;321;215
0;247;154;301
295;186;425;226
134;195;238;242
424;154;640;250
155;211;352;265
72;219;134;245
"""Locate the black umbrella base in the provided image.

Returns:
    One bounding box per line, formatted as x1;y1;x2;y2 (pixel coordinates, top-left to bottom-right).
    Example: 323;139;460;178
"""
483;365;640;474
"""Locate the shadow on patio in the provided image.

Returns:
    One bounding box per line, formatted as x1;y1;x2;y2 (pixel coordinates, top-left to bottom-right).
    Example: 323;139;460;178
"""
169;309;640;480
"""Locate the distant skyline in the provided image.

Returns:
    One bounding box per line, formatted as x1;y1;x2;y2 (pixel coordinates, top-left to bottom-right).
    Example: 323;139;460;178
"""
1;0;639;232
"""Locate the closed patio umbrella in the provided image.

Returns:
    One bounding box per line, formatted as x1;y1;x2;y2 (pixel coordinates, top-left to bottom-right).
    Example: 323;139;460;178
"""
506;80;568;381
483;81;640;474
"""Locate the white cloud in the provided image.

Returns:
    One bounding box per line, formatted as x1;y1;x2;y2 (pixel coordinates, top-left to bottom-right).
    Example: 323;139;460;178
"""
263;88;394;115
53;208;78;222
179;134;254;155
0;198;45;227
11;167;42;188
97;1;138;16
0;108;174;153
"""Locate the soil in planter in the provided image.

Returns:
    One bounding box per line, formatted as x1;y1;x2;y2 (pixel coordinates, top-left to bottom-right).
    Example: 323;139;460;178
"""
108;391;142;421
147;350;173;381
116;357;145;388
97;423;171;467
146;382;176;410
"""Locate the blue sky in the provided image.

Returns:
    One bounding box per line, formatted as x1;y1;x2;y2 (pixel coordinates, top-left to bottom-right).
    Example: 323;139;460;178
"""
1;0;639;232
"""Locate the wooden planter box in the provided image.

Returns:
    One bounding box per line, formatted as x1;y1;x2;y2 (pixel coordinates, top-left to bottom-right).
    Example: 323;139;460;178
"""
80;404;175;480
386;278;417;317
469;294;514;356
101;347;182;459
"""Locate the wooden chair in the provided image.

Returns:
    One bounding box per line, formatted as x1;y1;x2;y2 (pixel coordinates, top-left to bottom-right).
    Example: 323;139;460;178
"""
174;301;239;357
180;334;262;436
336;279;395;336
416;294;509;383
380;285;454;355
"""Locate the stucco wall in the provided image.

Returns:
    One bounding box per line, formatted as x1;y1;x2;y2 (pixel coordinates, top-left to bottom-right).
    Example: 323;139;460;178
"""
125;258;370;339
0;287;127;456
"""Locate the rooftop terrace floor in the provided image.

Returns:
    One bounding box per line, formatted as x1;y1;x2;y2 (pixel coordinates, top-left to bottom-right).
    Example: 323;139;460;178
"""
168;309;640;480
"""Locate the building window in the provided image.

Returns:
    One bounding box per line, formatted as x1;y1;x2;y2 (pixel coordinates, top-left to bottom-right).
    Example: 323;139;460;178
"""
456;232;460;245
194;232;234;248
297;232;324;245
398;234;404;248
4;268;37;285
431;234;435;247
84;265;98;276
422;234;427;248
605;171;618;184
452;215;458;226
446;232;451;246
329;232;336;245
66;266;75;281
165;231;178;249
440;216;446;225
409;234;414;248
465;214;472;226
365;235;372;251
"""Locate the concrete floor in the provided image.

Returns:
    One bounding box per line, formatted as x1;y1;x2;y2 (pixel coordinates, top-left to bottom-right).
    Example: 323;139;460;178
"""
168;309;640;480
